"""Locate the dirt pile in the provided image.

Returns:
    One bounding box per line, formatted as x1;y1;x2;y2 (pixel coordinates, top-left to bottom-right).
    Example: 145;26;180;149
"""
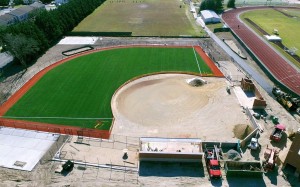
233;124;254;140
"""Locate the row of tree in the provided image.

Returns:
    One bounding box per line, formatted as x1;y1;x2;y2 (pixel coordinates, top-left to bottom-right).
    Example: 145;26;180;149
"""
0;0;105;66
0;0;37;7
199;0;236;13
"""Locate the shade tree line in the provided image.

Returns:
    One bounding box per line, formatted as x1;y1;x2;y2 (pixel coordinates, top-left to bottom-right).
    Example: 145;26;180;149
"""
199;0;236;13
0;0;105;66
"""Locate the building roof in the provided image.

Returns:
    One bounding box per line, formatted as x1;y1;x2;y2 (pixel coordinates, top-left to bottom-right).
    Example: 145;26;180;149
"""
8;6;34;17
200;10;220;20
0;13;16;25
30;2;45;9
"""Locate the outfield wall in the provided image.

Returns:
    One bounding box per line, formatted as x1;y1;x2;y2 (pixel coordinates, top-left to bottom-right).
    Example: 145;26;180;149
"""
0;118;111;139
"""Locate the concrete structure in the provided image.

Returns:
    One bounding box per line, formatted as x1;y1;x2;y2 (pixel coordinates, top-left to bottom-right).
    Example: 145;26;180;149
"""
200;10;220;24
240;78;267;109
139;138;203;162
225;161;264;177
284;128;300;176
0;127;59;171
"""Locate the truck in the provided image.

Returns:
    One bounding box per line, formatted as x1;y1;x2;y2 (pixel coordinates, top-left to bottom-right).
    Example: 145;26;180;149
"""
270;124;286;142
204;145;222;179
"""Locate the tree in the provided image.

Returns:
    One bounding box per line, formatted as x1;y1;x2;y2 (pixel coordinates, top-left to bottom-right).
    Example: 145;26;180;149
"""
3;34;40;66
227;0;236;8
39;0;52;4
199;0;217;12
215;0;223;13
0;0;9;6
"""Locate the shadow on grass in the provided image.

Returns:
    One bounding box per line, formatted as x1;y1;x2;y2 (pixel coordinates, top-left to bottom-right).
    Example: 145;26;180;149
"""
139;161;204;177
227;176;266;187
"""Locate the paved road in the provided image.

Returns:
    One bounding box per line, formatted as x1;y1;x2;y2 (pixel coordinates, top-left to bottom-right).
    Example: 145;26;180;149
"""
203;26;274;94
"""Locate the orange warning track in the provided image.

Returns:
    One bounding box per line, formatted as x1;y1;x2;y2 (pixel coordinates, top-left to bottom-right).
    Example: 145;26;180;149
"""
0;45;223;138
194;46;223;77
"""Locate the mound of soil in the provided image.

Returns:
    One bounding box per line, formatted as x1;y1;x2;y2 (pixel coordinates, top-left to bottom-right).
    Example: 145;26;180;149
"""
233;124;254;140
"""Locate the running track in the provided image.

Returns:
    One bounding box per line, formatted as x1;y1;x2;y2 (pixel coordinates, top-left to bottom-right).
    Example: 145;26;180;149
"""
222;6;300;96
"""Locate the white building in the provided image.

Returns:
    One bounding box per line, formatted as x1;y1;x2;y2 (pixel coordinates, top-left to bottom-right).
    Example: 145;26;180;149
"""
200;10;221;24
55;0;68;5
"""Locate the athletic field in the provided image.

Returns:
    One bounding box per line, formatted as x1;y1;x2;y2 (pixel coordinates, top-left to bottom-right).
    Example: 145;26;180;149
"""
3;47;214;130
240;8;300;66
73;0;202;36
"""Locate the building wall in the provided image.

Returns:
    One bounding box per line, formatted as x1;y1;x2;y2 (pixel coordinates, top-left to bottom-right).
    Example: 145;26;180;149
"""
139;152;203;162
284;131;300;173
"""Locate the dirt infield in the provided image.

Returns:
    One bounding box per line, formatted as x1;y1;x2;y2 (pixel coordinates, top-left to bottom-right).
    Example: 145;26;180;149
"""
111;74;248;141
0;45;222;138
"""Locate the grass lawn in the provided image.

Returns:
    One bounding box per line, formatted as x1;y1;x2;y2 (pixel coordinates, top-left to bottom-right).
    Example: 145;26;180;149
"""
4;47;212;129
240;9;300;67
73;0;202;36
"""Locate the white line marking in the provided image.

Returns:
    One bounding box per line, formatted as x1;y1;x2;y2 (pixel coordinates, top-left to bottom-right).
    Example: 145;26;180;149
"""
192;46;202;74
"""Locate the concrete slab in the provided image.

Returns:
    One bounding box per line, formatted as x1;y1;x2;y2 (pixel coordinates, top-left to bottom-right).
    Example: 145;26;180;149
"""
0;127;59;171
233;86;255;108
58;37;98;45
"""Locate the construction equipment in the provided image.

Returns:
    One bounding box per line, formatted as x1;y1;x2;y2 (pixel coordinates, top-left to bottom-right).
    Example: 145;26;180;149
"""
272;86;299;111
204;145;222;179
262;145;279;172
270;124;286;142
62;160;74;172
247;131;260;150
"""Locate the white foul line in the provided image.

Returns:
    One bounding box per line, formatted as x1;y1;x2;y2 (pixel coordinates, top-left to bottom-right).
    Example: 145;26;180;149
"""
192;46;202;74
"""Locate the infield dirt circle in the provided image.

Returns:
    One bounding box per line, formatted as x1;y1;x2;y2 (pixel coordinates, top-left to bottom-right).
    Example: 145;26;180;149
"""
111;74;249;141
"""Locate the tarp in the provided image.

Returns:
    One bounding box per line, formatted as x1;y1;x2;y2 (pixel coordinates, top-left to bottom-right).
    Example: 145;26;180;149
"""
275;124;286;130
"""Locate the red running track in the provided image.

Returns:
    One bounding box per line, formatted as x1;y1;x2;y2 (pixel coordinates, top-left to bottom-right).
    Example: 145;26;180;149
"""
222;6;300;96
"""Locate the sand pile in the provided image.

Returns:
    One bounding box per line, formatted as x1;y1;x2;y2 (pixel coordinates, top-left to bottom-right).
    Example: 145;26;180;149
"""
186;77;207;87
233;124;254;140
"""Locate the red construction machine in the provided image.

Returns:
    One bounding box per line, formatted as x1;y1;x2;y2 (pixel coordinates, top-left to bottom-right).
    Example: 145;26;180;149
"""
204;145;222;179
270;124;286;142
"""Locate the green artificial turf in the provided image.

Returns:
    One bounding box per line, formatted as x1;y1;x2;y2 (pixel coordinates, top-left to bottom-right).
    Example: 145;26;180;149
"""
4;47;212;129
73;0;203;36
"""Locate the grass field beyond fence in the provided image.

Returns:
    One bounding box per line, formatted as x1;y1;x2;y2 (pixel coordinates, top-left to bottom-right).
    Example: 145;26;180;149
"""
241;9;300;67
3;47;212;129
73;0;203;36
